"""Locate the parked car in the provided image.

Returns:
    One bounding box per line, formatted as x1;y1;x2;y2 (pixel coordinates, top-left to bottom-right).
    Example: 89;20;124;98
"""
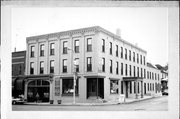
12;95;26;105
162;89;168;95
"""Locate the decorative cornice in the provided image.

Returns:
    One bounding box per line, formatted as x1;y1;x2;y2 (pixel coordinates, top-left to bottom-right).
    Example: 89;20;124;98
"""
26;26;146;53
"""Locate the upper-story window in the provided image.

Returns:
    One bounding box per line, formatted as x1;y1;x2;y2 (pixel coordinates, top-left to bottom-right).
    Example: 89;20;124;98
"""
63;41;68;54
155;73;157;80
50;43;55;55
144;69;146;78
116;45;118;57
121;63;123;75
137;67;139;77
150;72;151;79
87;38;92;52
110;42;112;55
50;60;54;74
116;61;119;74
40;44;45;57
75;58;79;72
129;65;132;76
141;68;143;77
129;50;131;61
143;56;146;65
134;66;136;77
87;57;92;71
102;58;105;72
74;40;79;53
121;47;123;58
40;61;44;74
102;39;105;52
30;62;34;75
125;49;127;60
137;53;139;63
158;74;159;80
63;59;67;73
133;52;135;62
152;73;154;80
125;64;128;76
140;55;142;64
110;60;113;73
147;71;149;79
30;46;35;57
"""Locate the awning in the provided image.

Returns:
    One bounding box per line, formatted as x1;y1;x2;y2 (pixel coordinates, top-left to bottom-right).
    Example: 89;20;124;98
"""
12;77;17;86
123;77;143;82
15;77;25;91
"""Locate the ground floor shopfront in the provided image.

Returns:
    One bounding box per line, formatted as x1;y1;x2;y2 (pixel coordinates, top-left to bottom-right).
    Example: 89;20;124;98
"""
13;74;161;104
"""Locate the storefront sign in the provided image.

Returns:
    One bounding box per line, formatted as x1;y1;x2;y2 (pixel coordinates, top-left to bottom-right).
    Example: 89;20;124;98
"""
55;78;60;96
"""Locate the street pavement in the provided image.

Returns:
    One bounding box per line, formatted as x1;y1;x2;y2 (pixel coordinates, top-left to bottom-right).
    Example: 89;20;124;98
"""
12;96;168;111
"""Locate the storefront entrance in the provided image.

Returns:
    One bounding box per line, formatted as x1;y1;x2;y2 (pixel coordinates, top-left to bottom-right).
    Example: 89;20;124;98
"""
27;80;50;102
87;78;104;99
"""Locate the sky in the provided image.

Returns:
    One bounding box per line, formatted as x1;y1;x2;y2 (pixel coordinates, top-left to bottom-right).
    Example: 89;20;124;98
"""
11;7;168;66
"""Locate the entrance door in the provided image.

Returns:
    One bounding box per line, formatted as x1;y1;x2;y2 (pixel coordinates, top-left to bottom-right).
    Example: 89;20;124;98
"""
144;83;146;94
87;78;97;97
87;78;104;99
125;82;128;98
27;80;50;102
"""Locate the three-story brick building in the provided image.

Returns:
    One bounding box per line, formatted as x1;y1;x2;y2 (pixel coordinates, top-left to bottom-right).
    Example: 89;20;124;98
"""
24;26;162;103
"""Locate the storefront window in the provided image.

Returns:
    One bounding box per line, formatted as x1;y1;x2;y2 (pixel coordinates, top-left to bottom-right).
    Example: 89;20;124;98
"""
110;80;119;94
62;79;78;95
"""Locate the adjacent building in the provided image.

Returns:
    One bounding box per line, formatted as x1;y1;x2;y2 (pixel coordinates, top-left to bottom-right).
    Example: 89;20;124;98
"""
24;26;162;103
12;51;26;98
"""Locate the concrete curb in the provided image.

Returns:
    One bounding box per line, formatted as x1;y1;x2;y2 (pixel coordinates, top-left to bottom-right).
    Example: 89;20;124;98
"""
23;96;161;106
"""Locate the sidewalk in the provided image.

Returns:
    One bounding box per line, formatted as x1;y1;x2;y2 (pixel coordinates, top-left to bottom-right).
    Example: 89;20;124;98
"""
24;96;160;106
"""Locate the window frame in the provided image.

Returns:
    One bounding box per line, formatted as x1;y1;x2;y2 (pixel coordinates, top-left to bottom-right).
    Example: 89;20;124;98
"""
116;45;118;57
129;50;131;61
50;43;55;55
102;39;105;52
40;61;44;74
87;57;92;72
116;61;119;74
63;59;67;73
74;40;79;53
110;42;112;55
121;47;123;58
102;58;105;72
40;44;45;57
110;80;119;94
87;38;92;52
125;48;127;60
50;60;54;74
62;78;79;95
63;41;68;54
30;46;35;58
121;63;123;75
30;62;34;75
110;60;113;73
75;58;79;72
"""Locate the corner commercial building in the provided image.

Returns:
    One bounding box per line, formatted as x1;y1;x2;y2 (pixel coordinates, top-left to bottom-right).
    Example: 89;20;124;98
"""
24;26;162;103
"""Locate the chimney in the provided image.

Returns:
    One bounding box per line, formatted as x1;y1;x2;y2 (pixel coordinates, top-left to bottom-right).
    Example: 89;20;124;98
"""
14;47;16;52
116;28;121;37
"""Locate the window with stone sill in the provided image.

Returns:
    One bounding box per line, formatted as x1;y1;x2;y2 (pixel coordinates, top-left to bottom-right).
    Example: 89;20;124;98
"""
30;46;35;58
87;38;92;52
40;44;45;57
50;43;55;55
63;41;68;54
74;40;79;53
